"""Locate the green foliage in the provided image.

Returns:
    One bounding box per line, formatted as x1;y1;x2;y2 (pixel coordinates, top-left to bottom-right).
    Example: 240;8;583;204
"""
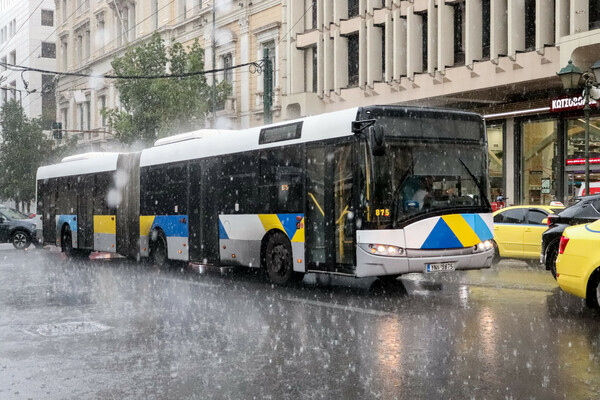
105;32;231;146
0;100;58;208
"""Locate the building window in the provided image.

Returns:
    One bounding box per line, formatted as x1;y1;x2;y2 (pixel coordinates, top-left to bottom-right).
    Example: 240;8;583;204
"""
312;47;317;92
9;80;16;102
482;0;490;60
61;38;68;70
41;42;56;58
591;0;600;30
525;1;535;51
61;108;68;131
41;10;54;27
521;119;557;205
347;33;359;87
79;101;90;131
0;56;6;71
9;50;16;65
41;74;55;129
97;17;105;54
453;3;465;66
76;0;90;14
422;15;428;72
98;95;106;127
129;5;136;41
115;10;123;46
311;0;317;29
77;34;83;65
348;0;359;18
151;0;158;30
62;0;67;23
223;53;233;84
179;0;187;22
263;40;276;90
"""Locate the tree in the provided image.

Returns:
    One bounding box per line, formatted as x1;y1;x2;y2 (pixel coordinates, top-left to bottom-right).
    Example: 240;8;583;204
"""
105;33;231;146
0;100;56;212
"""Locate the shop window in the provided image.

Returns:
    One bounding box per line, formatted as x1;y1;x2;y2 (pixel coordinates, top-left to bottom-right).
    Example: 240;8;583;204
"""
565;117;600;202
521;119;557;205
566;118;600;161
487;124;504;202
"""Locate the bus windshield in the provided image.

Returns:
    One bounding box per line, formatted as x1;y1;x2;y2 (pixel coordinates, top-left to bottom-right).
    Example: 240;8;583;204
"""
363;139;488;229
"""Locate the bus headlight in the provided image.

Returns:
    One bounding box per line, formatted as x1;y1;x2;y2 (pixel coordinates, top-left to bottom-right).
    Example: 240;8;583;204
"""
359;243;406;257
473;240;493;253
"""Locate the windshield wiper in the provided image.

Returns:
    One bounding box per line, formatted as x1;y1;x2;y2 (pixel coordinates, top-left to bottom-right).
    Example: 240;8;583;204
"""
458;158;491;208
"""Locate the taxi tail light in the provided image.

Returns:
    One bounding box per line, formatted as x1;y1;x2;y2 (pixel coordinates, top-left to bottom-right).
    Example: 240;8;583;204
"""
558;236;570;254
547;214;558;227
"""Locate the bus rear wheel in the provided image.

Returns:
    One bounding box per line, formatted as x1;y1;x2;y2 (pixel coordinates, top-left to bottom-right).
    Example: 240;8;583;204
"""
150;231;169;267
264;232;298;285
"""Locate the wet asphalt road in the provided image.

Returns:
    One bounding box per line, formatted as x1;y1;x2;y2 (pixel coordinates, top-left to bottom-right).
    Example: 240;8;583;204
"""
1;244;600;399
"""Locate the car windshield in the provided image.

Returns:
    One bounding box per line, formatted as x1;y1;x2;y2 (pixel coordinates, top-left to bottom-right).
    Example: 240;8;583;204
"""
0;207;29;220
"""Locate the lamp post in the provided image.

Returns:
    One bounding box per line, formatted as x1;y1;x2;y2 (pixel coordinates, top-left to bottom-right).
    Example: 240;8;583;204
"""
557;60;600;195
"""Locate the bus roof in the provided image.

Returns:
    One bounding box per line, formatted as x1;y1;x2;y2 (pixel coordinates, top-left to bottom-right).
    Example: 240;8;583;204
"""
37;152;120;180
139;107;360;167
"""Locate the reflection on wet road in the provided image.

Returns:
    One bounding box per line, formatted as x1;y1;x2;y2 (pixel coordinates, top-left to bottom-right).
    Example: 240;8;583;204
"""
1;244;599;399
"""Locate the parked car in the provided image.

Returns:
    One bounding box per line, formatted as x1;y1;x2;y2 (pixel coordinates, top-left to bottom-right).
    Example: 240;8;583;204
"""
492;205;564;265
0;206;38;249
556;219;600;308
541;194;600;279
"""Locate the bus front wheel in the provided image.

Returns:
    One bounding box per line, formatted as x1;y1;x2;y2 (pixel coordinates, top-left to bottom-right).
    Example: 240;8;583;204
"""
61;227;73;256
264;232;299;285
150;230;169;267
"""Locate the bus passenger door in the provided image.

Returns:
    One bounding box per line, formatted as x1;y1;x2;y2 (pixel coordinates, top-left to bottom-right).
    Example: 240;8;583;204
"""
77;175;94;249
189;161;203;262
306;142;355;272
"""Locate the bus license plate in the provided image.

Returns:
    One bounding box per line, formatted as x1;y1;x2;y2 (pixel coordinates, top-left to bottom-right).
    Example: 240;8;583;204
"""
426;262;455;272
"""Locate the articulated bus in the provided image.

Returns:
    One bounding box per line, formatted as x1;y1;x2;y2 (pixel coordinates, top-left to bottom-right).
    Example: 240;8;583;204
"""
36;106;494;284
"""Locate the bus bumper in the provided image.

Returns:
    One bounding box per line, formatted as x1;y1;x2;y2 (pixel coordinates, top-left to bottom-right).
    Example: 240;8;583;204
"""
355;247;493;278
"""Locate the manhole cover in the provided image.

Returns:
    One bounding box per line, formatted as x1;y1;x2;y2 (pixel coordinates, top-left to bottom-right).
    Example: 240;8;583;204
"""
30;321;112;337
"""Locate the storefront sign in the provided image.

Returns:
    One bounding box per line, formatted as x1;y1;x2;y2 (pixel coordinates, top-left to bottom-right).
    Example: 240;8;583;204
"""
566;158;600;165
550;96;598;112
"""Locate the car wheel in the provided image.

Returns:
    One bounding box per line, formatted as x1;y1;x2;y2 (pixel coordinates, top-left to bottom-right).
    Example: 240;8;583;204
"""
586;271;600;309
11;230;31;250
149;230;169;267
546;242;559;280
492;240;501;264
263;231;300;285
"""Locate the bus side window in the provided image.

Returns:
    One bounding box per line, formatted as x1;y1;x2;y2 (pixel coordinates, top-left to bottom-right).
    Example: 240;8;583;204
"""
259;146;303;213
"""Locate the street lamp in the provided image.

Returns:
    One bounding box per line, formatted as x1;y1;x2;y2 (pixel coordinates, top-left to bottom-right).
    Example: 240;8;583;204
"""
557;59;600;195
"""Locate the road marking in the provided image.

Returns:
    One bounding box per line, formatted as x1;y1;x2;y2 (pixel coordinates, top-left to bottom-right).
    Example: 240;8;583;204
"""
285;297;395;317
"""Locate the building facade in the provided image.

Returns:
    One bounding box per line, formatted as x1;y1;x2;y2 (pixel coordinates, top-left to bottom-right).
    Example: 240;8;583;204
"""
0;0;57;130
281;0;600;206
54;0;283;151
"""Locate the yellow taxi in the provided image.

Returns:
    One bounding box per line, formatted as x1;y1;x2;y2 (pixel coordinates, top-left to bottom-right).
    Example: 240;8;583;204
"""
493;204;564;264
556;219;600;308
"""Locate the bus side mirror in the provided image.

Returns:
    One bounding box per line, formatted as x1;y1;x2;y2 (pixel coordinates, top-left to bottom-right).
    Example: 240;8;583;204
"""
368;125;386;156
